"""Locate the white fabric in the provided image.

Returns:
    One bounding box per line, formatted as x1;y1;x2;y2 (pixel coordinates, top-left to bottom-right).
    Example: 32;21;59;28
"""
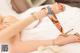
31;44;80;53
31;46;66;53
0;0;80;53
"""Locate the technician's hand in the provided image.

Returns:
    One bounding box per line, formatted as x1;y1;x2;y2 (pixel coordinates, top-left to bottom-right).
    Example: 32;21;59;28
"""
50;3;64;14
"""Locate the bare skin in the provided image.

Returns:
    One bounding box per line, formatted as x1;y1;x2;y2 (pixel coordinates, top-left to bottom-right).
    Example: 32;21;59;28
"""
0;3;80;53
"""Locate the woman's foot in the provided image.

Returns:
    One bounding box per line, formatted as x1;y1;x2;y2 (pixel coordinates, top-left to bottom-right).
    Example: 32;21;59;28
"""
53;33;80;46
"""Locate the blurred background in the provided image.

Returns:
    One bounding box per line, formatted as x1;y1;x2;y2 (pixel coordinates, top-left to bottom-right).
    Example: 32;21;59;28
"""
11;0;80;13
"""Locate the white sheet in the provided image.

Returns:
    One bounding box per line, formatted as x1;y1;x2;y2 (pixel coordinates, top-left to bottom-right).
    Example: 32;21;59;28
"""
30;43;80;53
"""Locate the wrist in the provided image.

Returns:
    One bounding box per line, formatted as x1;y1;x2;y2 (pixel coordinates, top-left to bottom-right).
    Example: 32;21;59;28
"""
32;8;48;20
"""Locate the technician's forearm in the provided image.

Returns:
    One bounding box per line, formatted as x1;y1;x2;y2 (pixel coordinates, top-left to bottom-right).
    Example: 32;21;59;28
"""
0;8;48;42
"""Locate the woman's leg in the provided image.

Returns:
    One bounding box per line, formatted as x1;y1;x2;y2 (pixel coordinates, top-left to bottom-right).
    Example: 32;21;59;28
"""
11;33;80;53
11;40;53;53
54;33;80;45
